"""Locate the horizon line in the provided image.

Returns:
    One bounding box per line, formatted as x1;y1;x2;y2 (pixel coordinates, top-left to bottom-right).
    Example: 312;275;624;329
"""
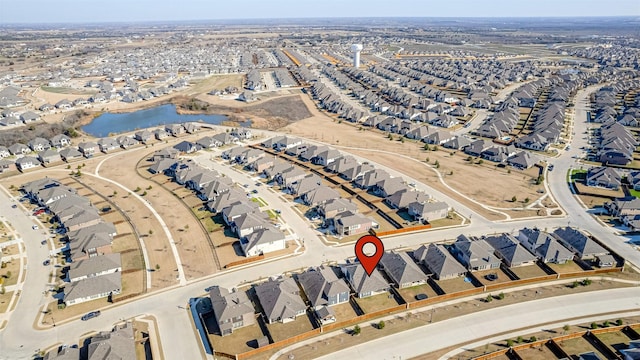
2;15;639;26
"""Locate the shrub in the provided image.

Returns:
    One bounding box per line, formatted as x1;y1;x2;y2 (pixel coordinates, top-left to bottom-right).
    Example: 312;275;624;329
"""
563;324;570;333
434;160;440;168
591;322;598;329
485;295;493;302
424;144;430;151
603;320;610;327
571;280;580;288
135;186;141;192
616;319;623;326
146;185;153;190
142;191;147;196
516;336;523;343
5;271;11;279
378;320;385;329
353;324;361;335
529;336;537;342
524;197;530;204
498;292;505;300
506;339;514;347
155;264;160;270
582;278;592;286
511;196;517;203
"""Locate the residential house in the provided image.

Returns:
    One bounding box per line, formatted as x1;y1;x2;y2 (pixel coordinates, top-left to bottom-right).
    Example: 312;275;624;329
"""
241;227;286;257
407;201;450;223
8;143;30;156
222;202;259;225
413;244;466;280
0;146;9;158
59;148;83;162
38;149;62;164
50;134;72;148
302;186;340;207
517;228;574;264
212;132;239;146
507;151;539;170
483;234;537;267
97;137;119;153
354;169;390;189
552;227;609;260
16;156;40;171
173;141;201;154
153;128;169;140
289;174;322;197
254;277;306;324
385;189;430;210
87;322;136;360
297;266;350;310
63;272;121;306
318;198;358;219
209;286;255;336
134;130;153;143
0;159;16;174
28;137;51;152
165;124;185;137
451;235;501;271
117;136;138;149
334;211;377;236
373;177;406;198
379;251;429;288
232;212;270;238
67;253;122;282
340;263;389;298
78;141;98;158
604;197;640;218
586;167;621;190
196;136;222;149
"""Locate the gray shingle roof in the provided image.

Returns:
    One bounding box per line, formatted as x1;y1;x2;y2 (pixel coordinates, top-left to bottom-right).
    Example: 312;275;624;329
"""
255;277;306;322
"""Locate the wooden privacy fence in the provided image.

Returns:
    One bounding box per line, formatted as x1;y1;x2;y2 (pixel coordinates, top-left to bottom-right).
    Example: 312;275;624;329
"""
225;254;265;269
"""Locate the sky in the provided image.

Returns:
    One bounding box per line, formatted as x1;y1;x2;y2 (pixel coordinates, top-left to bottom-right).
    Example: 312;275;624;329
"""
0;0;639;24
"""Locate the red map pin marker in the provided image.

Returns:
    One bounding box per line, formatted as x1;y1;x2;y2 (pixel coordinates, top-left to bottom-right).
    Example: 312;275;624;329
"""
355;234;385;276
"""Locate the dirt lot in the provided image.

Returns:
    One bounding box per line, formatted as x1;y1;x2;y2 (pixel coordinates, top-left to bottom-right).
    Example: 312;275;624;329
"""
475;268;513;286
559;337;606;359
512;264;550;279
354;291;402;313
267;315;315;343
208;317;265;355
0;291;14;314
548;261;585;274
436;277;479;294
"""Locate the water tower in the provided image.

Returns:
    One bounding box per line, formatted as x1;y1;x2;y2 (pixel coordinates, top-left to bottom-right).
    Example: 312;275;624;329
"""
351;44;363;68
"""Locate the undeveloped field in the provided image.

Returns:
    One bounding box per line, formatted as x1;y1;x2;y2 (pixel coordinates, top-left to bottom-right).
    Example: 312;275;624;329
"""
0;291;14;314
559;337;606;359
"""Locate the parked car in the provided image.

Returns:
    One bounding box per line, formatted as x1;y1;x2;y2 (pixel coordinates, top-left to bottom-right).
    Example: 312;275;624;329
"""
252;189;258;194
41;239;47;245
32;225;39;230
43;259;50;266
81;311;101;321
11;204;17;209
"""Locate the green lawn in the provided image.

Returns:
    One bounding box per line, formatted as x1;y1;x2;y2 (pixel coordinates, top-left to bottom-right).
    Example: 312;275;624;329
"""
250;197;268;207
569;169;587;183
630;189;640;198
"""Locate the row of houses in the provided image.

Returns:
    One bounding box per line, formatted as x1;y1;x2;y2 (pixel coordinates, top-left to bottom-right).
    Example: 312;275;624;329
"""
208;225;614;336
21;178;122;306
593;117;639;166
149;150;286;257
258;136;452;227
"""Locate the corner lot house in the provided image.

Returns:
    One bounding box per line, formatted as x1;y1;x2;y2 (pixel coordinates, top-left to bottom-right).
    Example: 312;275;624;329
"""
63;271;122;306
552;227;609;260
209;286;256;336
254;277;306;324
241;227;286;257
87;322;136;360
585;166;621;190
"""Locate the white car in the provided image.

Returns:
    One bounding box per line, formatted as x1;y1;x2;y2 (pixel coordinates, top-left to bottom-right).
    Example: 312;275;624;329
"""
32;225;39;230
